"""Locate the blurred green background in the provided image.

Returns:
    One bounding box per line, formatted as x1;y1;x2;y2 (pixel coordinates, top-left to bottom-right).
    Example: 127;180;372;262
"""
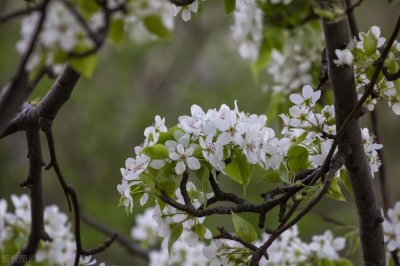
0;1;399;265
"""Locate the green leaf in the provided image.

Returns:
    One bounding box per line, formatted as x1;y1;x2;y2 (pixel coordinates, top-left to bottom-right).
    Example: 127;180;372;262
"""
142;144;169;159
279;163;290;183
261;170;281;182
53;49;67;64
143;15;172;39
286;145;309;173
327;177;346;202
334;258;353;266
224;0;236;14
78;0;100;17
195;223;207;239
321;258;336;266
168;223;183;254
140;173;155;189
156;163;173;180
313;7;335;20
339;169;353;196
224;152;254;191
158;126;183;144
109;17;125;45
195;165;210;206
231;213;257;242
292;132;309;145
252;35;272;79
68;44;98;78
158;177;176;197
320;258;335;266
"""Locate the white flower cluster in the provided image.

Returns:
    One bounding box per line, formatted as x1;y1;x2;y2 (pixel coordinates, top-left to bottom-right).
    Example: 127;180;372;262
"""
118;86;383;261
17;0;206;72
118;85;383;212
383;202;400;253
266;25;324;93
231;0;264;61
152;183;213;249
0;194;101;266
131;208;348;265
203;226;346;265
351;26;400;115
281;85;382;175
17;1;99;71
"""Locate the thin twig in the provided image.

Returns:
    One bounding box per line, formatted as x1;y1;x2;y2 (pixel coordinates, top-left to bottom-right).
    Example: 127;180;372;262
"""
80;212;150;261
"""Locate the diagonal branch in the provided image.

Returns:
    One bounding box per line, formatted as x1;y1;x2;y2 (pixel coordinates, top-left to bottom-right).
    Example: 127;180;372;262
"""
80;212;150;261
0;0;49;136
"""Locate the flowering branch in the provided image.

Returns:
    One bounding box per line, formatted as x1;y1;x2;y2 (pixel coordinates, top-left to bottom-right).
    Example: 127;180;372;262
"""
0;0;50;136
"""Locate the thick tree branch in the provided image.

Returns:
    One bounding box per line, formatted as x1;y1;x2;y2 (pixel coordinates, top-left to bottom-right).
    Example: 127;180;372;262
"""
12;129;51;266
320;1;388;264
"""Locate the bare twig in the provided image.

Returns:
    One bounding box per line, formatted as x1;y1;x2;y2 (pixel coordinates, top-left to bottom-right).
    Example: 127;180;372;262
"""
0;4;41;24
81;213;150;261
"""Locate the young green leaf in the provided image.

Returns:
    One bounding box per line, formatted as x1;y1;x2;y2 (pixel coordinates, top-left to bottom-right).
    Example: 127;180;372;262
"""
224;0;236;14
143;15;172;39
142;144;169;159
232;212;257;242
168;223;183;254
334;258;353;266
287;145;309;173
327;177;346;202
68;43;98;78
224;153;254;191
109;17;125;45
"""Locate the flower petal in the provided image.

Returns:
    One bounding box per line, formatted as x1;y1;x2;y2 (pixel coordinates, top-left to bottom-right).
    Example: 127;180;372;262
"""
187;157;201;170
175;161;186;175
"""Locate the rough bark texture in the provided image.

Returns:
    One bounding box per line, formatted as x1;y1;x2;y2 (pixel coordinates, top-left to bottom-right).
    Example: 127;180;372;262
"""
321;2;386;265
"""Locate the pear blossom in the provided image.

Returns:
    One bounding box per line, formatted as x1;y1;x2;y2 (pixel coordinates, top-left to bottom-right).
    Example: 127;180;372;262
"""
166;135;201;174
199;134;225;171
243;127;263;164
308;231;345;259
117;180;134;211
172;0;199;21
334;48;354;67
121;155;150;181
1;194;108;265
289;85;321;109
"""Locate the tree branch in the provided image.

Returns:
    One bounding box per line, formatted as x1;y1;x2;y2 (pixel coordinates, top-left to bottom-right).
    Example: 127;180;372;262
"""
320;1;390;264
80;212;150;261
168;0;195;6
12;129;51;266
0;0;49;136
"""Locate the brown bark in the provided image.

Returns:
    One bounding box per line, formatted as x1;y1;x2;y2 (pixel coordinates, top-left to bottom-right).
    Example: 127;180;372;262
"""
320;1;385;264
